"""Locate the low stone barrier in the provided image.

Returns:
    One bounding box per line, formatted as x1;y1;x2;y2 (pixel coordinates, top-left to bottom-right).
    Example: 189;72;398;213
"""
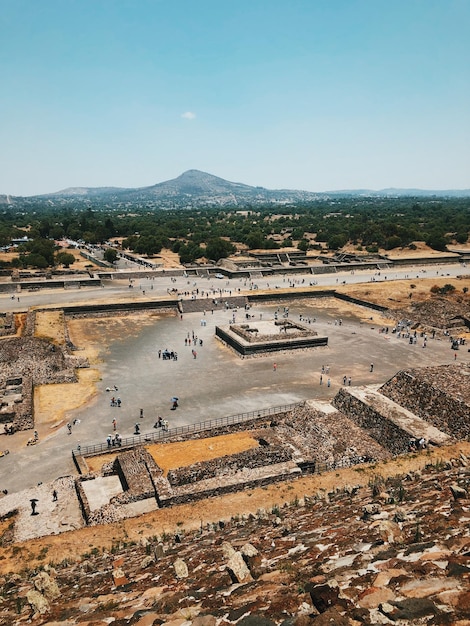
167;445;292;487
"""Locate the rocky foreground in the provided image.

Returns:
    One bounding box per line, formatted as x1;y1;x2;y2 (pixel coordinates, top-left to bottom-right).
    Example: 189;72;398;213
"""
1;454;469;625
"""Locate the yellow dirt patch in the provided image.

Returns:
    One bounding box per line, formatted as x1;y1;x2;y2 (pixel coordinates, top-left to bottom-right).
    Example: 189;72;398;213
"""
34;368;101;432
67;312;169;352
84;432;259;474
34;310;66;345
336;276;470;310
85;451;119;473
147;432;259;475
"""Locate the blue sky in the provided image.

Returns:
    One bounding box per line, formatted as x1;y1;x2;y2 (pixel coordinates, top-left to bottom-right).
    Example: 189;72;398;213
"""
1;0;469;195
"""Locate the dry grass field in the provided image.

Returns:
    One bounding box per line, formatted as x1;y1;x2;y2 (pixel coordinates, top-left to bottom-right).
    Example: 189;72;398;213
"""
34;310;66;345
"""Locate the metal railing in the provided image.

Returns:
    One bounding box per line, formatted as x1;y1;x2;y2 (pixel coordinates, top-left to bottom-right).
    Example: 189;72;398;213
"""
73;402;303;458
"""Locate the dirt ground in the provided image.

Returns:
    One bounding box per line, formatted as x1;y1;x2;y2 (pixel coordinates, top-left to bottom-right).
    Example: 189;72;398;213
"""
34;310;66;345
336;275;470;311
86;433;259;475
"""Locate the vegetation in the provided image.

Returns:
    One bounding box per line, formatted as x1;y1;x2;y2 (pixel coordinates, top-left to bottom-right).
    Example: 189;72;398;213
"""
103;248;118;264
0;196;468;267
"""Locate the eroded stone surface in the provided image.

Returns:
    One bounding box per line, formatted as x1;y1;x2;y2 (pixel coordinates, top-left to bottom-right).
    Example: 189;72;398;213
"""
1;459;469;625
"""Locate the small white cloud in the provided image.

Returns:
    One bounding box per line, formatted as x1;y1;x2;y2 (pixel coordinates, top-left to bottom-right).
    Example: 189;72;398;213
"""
181;111;196;120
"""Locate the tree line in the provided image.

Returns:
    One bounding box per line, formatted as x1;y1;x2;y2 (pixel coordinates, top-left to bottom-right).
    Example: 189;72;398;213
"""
0;196;468;268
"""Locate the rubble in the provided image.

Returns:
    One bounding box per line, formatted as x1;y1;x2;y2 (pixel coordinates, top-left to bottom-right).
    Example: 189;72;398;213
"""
1;459;469;624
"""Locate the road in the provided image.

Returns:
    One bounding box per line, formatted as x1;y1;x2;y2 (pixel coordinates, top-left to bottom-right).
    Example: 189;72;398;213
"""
0;260;466;312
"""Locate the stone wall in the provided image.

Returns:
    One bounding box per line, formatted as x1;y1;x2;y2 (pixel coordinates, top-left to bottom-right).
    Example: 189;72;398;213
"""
0;313;15;337
332;388;411;454
167;445;292;487
0;375;33;430
74;475;94;524
162;462;301;508
230;321;316;344
380;368;470;439
113;448;159;501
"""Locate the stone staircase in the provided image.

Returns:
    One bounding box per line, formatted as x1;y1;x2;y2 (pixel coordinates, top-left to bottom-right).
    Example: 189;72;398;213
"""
179;295;248;314
332;384;452;455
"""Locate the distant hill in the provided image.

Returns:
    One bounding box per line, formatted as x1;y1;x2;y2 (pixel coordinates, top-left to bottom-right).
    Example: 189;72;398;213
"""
40;170;321;207
325;187;470;198
4;170;470;208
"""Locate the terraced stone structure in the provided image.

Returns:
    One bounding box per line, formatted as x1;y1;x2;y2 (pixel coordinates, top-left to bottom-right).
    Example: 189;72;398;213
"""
0;311;89;432
0;375;32;431
71;364;470;530
215;319;328;356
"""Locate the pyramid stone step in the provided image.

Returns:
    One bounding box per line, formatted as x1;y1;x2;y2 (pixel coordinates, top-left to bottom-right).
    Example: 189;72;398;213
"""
332;385;452;455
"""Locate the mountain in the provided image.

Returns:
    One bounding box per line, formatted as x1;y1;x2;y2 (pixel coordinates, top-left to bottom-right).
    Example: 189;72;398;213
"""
325;187;470;198
48;186;128;198
5;171;470;208
45;170;321;207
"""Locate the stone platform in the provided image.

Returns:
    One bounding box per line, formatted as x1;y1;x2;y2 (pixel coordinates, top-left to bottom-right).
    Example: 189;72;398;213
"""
215;319;328;356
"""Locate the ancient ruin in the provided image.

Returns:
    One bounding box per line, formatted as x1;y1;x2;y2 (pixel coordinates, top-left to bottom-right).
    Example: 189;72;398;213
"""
215;318;328;356
68;363;469;529
0;311;89;433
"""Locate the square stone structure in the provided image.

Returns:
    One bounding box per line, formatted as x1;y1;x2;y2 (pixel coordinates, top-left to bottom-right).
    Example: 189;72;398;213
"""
215;319;328;356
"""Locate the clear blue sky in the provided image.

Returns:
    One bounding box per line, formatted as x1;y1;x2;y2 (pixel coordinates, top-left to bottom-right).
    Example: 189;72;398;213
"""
1;0;469;196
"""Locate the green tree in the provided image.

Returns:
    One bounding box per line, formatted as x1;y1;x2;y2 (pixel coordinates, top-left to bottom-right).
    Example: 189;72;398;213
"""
22;253;48;268
178;243;203;264
19;238;56;266
327;233;347;250
55;251;76;268
205;237;236;262
134;236;163;256
245;231;265;249
104;248;118;264
385;235;402;250
297;238;309;252
425;231;448;252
